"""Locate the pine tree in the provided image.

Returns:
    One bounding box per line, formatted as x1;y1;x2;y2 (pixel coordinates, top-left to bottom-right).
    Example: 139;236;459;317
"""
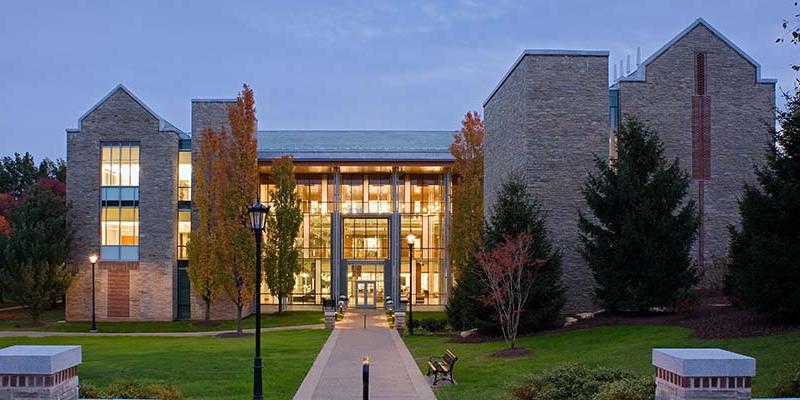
726;91;800;322
447;175;564;333
264;155;302;314
0;183;72;323
580;117;698;312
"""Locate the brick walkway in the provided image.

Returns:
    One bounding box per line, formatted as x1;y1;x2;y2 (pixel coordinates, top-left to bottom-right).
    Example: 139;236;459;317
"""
293;310;435;400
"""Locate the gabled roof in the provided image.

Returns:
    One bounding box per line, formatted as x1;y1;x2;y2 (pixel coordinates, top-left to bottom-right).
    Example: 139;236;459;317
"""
617;18;777;85
76;84;185;134
483;49;610;107
257;130;455;162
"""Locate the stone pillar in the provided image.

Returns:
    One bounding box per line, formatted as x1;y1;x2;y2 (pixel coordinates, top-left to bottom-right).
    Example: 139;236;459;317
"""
0;345;82;400
653;348;755;400
324;311;336;330
394;311;406;335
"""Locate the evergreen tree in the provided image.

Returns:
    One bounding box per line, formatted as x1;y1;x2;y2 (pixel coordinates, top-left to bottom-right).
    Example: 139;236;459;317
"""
0;152;38;197
447;175;564;333
0;184;72;323
264;155;302;314
726;91;800;322
579;117;698;312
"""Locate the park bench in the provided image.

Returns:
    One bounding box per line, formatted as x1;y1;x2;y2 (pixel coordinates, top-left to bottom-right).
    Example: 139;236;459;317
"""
426;349;458;385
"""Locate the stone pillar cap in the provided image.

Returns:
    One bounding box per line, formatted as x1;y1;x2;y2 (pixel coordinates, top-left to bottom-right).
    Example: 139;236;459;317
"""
0;345;82;374
653;348;755;377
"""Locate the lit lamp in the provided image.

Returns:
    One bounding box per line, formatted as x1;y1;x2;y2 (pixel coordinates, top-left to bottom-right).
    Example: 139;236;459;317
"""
406;233;416;335
88;254;98;333
247;200;270;400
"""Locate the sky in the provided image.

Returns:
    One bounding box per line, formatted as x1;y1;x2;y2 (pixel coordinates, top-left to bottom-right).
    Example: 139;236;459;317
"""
1;1;798;160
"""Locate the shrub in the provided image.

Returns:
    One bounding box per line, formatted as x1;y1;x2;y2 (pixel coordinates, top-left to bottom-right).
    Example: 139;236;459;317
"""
673;288;700;314
510;364;645;400
80;380;183;399
593;377;654;400
419;318;447;332
771;364;800;397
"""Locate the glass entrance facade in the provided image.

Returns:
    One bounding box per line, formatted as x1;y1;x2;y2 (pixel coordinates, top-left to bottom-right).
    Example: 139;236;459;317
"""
259;169;450;308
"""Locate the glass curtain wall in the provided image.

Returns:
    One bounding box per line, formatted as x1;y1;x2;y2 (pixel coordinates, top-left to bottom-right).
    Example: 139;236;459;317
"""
399;174;445;305
260;174;333;305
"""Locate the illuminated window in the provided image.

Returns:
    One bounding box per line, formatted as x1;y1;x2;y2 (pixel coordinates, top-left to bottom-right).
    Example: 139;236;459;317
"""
400;174;445;305
100;142;140;261
101;142;139;186
177;151;191;201
177;211;191;260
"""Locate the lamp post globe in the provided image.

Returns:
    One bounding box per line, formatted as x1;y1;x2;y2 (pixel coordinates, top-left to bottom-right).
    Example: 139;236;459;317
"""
88;254;98;333
247;200;269;400
405;233;416;335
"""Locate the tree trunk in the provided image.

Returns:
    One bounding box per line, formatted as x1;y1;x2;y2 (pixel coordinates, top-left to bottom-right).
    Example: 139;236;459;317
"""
236;304;243;335
204;300;211;321
278;296;284;314
30;307;40;324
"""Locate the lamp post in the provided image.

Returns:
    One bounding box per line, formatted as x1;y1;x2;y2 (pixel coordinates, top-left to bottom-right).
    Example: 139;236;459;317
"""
406;233;416;335
89;254;98;333
247;200;270;400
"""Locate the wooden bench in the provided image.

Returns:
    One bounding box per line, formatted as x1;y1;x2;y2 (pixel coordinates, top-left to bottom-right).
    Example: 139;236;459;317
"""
426;349;457;385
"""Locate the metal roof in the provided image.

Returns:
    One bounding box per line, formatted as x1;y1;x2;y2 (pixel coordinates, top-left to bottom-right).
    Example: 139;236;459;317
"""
257;130;455;162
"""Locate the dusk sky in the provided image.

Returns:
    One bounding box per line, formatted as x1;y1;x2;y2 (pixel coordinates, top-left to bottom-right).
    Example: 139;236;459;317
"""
1;1;797;160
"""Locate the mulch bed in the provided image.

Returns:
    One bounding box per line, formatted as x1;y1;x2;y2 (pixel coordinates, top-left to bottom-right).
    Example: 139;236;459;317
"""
487;347;531;359
559;296;800;339
215;332;252;338
449;296;800;342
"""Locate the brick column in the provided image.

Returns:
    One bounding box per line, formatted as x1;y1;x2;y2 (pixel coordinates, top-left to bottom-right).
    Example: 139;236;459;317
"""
324;311;336;330
653;348;755;400
0;345;82;400
394;311;406;335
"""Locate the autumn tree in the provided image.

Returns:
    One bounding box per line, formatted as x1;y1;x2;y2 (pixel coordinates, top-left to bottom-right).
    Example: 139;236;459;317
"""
218;85;258;334
476;232;542;349
187;128;225;320
264;155;302;314
449;111;484;281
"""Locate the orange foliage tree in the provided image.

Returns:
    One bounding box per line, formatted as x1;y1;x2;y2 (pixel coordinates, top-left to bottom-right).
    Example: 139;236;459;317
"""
187;128;225;320
449;111;484;280
219;85;259;334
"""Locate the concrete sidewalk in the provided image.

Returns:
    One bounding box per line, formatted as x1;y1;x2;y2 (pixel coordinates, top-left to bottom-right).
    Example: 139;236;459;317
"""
0;323;324;337
294;310;435;400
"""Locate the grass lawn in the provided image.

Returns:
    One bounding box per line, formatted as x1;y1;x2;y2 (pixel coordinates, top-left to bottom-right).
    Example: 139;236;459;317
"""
0;329;329;399
0;307;323;333
404;325;800;399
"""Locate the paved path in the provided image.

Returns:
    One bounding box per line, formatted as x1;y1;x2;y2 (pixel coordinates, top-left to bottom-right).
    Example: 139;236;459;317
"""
0;324;324;337
294;310;435;400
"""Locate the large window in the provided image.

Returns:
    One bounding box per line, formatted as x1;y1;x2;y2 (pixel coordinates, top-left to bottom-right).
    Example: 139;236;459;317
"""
343;218;389;259
177;210;191;260
400;174;445;305
260;174;333;305
341;174;392;214
177;151;191;201
100;142;140;261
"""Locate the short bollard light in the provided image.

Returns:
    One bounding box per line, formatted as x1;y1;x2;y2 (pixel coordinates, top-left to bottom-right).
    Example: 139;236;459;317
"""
362;356;369;400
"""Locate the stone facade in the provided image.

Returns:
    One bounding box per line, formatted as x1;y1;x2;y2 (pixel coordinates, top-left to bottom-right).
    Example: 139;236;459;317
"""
484;51;610;312
66;86;179;321
483;19;775;313
616;21;775;279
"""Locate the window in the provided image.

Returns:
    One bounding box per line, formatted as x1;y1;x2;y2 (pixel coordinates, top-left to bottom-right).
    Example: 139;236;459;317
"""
177;211;191;260
178;151;191;201
100;142;140;261
102;143;139;186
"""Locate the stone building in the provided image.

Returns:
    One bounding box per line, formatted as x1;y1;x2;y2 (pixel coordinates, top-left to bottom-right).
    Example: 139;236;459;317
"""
66;87;454;321
65;18;776;320
484;19;775;312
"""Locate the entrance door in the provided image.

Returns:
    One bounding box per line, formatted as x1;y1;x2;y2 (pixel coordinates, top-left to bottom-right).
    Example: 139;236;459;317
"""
355;281;376;308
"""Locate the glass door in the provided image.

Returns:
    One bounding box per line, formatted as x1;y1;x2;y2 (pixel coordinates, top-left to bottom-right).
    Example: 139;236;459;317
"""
355;281;376;307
